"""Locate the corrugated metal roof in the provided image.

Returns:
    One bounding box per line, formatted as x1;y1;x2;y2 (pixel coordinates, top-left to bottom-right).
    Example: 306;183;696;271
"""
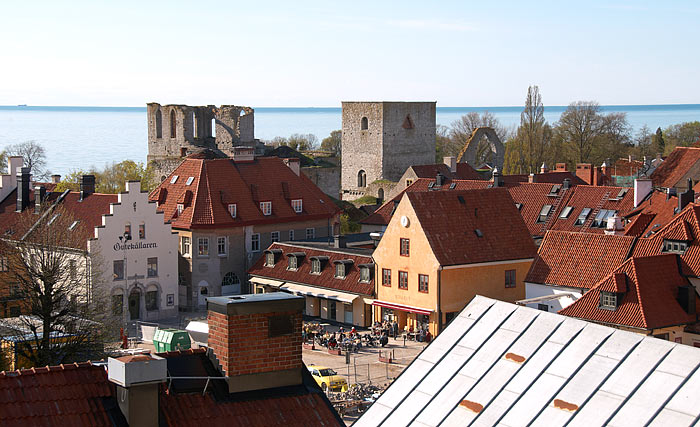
356;296;700;427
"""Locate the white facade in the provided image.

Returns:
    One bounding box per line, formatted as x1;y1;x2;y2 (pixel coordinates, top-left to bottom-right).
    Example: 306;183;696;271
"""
524;282;583;312
88;181;179;321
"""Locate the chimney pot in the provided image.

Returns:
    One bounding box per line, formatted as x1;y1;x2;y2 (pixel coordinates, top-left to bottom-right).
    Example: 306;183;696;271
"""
51;174;61;184
334;235;347;248
34;186;46;214
443;156;457;173
528;173;535;184
79;175;96;200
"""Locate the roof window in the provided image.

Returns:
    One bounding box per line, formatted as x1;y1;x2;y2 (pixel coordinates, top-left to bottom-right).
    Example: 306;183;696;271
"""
170;175;179;184
474;229;483;238
548;185;561;196
68;220;80;231
599;291;621;310
575;208;592;226
537;205;553;223
662;239;689;254
185;176;194;186
559;206;573;219
515;203;523;211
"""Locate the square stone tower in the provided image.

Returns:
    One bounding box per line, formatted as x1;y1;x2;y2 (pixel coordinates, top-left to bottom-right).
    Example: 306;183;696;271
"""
341;102;436;200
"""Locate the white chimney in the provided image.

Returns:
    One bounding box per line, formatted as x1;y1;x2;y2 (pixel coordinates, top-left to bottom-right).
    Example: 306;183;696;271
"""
605;213;625;236
443;156;457;173
634;178;652;207
0;156;23;203
283;158;301;176
108;354;167;426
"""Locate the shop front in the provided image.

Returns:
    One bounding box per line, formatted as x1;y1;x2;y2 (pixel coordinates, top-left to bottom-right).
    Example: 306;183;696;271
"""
372;300;435;335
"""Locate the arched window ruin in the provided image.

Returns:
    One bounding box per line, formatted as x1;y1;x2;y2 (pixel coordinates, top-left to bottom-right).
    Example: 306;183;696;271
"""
377;188;384;201
192;111;198;139
358;170;367;188
170;110;176;138
155;109;162;138
361;117;368;130
211;118;216;138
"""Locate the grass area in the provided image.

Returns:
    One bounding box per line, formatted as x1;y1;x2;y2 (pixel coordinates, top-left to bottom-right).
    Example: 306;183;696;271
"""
350;195;378;206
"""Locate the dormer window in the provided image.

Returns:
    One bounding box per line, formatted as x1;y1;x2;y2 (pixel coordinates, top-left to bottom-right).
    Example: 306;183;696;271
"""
260;201;272;216
177;204;184;215
310;256;328;274
334;259;353;279
286;252;306;271
599;291;621;310
292;199;303;213
264;249;282;267
663;239;689;254
228;203;237;218
359;263;374;283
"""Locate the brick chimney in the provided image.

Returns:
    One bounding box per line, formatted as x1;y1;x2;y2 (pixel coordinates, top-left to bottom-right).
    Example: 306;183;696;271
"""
108;354;167;427
555;163;568;172
79;175;95;201
207;293;304;393
576;163;593;185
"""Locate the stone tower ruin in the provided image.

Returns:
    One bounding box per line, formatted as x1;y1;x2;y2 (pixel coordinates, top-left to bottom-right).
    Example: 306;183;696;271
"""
147;103;257;180
340;101;436;200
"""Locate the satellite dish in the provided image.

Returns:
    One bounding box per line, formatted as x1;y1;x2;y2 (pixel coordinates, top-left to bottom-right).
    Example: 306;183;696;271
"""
400;216;410;227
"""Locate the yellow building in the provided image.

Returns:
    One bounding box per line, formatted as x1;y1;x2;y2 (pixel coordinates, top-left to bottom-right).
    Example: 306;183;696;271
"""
372;188;536;336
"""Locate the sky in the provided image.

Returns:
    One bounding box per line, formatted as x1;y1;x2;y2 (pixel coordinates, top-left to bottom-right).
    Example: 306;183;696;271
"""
2;1;699;107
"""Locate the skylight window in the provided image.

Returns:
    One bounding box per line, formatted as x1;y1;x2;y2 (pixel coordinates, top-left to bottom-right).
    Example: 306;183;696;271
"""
592;209;608;227
575;208;592;226
449;182;456;189
616;188;629;199
515;203;523;211
47;213;60;225
537;205;553;223
548;185;561;196
68;220;80;231
170;175;179;184
559;206;573;219
475;229;483;237
185;176;194;186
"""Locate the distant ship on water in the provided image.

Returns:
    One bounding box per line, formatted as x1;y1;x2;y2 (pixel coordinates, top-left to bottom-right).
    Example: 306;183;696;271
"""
17;104;27;107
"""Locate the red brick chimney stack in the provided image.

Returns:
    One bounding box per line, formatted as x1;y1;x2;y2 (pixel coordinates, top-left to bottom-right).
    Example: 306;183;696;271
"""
207;293;305;393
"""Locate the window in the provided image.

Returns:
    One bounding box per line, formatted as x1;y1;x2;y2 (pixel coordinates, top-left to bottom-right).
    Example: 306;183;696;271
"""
47;213;60;225
185;176;194;186
406;179;413;187
329;301;337;319
170;175;179;184
575;208;592;226
68;220;80;231
358;170;367;187
418;274;429;293
288;256;298;270
292;199;303;213
289;229;295;241
251;233;260;252
559;206;573;219
177;204;184;215
505;269;516;288
265;253;276;267
592;209;608;228
222;272;240;287
139;223;146;239
537;205;553;223
600;291;618;309
260;201;272;216
147;257;158;277
663;240;688;254
271;231;280;243
198;237;209;256
181;236;191;255
146;290;158;311
306;228;315;239
360;267;371;283
170;110;176;138
113;260;124;281
399;271;408;290
335;263;346;279
112;294;123;315
400;238;410;256
69;259;77;281
217;237;227;255
537;304;549;312
382;268;391;287
311;259;321;274
155;109;162;138
124;223;131;238
228;203;237;218
515;203;523;211
361;117;368;130
0;257;8;272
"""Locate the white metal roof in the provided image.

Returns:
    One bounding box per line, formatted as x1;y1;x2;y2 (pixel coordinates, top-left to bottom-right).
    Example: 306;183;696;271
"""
355;296;700;427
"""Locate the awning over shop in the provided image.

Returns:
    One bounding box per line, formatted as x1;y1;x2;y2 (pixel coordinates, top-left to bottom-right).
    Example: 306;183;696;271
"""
280;283;359;304
372;300;433;316
249;277;285;288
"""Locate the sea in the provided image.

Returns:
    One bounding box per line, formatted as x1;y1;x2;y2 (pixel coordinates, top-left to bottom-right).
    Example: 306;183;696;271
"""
0;104;698;176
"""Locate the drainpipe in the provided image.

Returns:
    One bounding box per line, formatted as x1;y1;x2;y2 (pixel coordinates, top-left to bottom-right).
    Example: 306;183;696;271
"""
437;266;443;333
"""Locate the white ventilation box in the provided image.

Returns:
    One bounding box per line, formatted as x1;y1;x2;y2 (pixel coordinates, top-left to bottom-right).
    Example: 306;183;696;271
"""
107;354;167;387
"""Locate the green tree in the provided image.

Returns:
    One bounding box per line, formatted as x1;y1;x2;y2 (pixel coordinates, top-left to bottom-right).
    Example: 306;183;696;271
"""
663;121;700;151
320;130;342;156
653;127;665;155
633;125;654;159
434;125;454;162
504;86;551;174
54;160;156;194
287;133;318;151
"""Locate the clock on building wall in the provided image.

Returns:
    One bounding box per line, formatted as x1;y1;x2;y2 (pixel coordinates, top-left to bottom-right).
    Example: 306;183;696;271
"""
400;216;409;227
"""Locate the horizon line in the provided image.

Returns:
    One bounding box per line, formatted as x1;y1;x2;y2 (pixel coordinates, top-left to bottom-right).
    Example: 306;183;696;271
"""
2;103;700;109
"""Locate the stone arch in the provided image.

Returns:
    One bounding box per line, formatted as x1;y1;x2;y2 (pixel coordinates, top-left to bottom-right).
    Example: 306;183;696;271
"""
377;188;384;202
456;127;505;170
155;109;162;138
361;117;368;130
197;280;209;306
170;110;177;138
145;281;162;312
358;170;367;188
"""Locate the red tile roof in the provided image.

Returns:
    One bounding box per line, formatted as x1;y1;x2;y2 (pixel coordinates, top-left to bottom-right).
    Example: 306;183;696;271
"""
502;171;586;186
624;190;679;237
410;163;482;180
0;362;125;426
526;231;637;289
548;185;635;234
613;159;644;177
559;254;698;330
650;147;700;188
149;156;339;230
248;242;374;296
405;188;536;266
0;189;117;250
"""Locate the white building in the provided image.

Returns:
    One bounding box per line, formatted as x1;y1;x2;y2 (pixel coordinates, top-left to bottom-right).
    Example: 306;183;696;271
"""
88;181;179;321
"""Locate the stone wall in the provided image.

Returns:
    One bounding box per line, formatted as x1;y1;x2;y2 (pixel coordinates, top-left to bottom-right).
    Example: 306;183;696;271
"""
341;102;384;199
302;166;340;198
